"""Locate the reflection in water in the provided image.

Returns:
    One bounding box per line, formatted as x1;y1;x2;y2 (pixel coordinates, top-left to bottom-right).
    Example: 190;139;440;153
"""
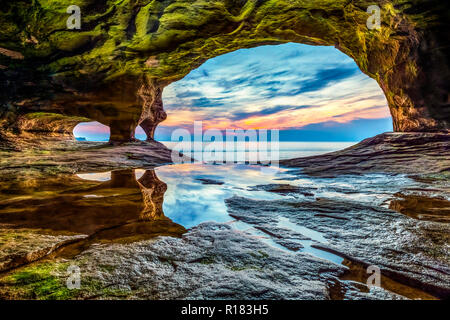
0;163;348;260
0;169;186;244
0;163;427;258
327;258;438;300
389;193;450;223
0;163;445;299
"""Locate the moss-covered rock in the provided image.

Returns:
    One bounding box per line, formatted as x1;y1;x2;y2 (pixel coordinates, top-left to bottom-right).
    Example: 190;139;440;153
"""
16;112;90;134
0;0;449;141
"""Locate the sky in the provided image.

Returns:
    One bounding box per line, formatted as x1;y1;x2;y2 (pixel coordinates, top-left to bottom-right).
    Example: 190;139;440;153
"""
74;43;393;142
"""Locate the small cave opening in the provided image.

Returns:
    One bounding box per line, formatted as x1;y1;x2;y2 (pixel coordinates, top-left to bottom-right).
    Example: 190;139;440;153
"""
73;121;147;142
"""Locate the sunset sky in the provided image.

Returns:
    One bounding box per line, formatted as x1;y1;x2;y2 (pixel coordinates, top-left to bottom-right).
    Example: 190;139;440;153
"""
74;43;393;142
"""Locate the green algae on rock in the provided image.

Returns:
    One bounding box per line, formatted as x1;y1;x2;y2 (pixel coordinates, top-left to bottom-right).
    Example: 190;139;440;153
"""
1;0;449;142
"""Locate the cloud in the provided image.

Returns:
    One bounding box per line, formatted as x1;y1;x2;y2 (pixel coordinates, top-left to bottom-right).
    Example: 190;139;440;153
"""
230;105;315;121
154;118;393;142
162;43;388;133
277;118;393;141
176;91;203;98
285;66;359;96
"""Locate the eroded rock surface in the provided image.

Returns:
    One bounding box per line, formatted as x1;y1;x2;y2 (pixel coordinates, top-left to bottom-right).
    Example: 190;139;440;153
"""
0;228;86;273
281;132;450;177
0;160;447;300
225;169;450;300
0;222;408;300
0;132;178;176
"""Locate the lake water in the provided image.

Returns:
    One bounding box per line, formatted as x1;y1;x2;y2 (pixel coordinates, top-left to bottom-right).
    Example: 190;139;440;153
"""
73;138;357;161
161;141;357;161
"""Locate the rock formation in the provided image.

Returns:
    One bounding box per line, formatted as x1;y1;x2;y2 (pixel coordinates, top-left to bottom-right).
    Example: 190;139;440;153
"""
281;132;450;176
1;0;449;142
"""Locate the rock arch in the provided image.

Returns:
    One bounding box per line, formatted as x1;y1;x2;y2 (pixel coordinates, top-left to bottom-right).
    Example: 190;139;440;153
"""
0;0;448;142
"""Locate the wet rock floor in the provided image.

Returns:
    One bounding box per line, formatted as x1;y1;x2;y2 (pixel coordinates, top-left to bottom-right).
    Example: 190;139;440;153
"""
0;161;448;300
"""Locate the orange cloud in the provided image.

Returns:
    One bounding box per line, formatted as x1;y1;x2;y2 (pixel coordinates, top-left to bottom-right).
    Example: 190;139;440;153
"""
163;94;389;131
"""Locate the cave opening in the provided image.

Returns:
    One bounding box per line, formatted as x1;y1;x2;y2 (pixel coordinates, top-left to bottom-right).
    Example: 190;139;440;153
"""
157;43;393;158
73;43;393;156
73;122;147;142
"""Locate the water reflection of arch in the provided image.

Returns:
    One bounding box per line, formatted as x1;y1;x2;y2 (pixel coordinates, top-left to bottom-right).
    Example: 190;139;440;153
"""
0;169;185;243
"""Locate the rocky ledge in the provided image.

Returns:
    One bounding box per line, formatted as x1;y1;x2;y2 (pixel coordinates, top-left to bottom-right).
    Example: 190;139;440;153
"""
0;131;181;177
281;132;450;177
0;223;409;300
